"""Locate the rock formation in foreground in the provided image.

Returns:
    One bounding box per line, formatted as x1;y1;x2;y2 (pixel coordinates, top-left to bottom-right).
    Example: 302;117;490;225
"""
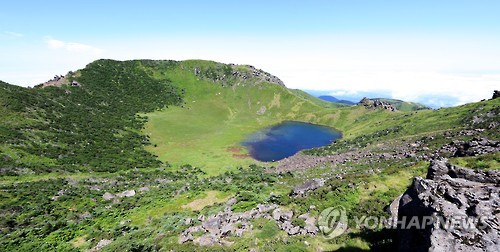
395;158;499;251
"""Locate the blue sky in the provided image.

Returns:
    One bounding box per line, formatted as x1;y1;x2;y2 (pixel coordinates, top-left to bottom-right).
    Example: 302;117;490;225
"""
1;0;499;107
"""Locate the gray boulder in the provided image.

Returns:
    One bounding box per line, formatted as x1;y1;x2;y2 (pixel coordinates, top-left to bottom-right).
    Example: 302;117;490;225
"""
117;190;136;198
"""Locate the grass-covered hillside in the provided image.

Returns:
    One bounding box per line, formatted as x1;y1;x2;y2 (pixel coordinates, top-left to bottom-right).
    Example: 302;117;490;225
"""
0;60;182;175
374;98;431;111
139;60;348;175
0;59;498;251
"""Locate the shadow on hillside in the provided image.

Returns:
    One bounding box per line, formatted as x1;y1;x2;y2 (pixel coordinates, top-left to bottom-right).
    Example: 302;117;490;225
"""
336;228;396;252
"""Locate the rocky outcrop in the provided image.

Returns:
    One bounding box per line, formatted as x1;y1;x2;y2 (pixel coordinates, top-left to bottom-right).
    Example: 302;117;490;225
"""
396;158;499;252
39;75;67;88
231;64;285;87
441;137;500;157
358;97;397;111
492;90;500;99
191;63;286;87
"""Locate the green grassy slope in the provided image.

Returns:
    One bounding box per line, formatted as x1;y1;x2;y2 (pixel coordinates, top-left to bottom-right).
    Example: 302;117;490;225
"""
375;98;431;111
0;60;182;175
139;60;346;175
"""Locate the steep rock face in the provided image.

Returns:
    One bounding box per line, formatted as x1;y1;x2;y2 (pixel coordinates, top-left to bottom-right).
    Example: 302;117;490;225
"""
396;158;499;252
358;97;397;111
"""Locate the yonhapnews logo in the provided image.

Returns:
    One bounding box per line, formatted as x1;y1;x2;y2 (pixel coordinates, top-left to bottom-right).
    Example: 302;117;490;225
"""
317;206;348;239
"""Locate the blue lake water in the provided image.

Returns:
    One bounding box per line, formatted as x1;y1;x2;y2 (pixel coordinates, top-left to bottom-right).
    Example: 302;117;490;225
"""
242;121;342;162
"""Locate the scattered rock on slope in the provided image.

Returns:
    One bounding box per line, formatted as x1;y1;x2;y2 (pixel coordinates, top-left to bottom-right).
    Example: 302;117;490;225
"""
441;137;500;157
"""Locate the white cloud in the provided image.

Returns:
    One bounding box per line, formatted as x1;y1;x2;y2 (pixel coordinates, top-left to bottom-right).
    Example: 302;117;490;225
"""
45;37;103;54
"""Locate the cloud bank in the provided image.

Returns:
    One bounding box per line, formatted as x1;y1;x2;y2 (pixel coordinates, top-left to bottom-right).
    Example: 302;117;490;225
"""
45;37;103;54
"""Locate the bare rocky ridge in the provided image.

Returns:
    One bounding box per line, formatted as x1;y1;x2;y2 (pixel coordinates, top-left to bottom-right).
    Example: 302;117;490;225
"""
38;74;81;88
358;97;397;111
395;158;499;252
192;63;286;87
230;64;286;87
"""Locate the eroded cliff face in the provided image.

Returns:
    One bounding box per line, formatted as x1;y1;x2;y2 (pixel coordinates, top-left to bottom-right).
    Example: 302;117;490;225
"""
395;158;499;251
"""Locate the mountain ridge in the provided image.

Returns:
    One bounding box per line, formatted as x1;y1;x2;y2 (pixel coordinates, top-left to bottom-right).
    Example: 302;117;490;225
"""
0;59;498;251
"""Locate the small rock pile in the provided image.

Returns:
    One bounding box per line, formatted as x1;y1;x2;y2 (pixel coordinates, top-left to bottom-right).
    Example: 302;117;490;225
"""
441;137;500;157
179;202;318;246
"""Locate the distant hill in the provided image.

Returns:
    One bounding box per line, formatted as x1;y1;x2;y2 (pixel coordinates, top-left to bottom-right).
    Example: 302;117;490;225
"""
318;95;356;105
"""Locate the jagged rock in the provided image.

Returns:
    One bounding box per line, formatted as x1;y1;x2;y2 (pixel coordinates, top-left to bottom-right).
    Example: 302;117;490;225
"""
427;158;499;183
291;178;325;196
396;158;500;252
